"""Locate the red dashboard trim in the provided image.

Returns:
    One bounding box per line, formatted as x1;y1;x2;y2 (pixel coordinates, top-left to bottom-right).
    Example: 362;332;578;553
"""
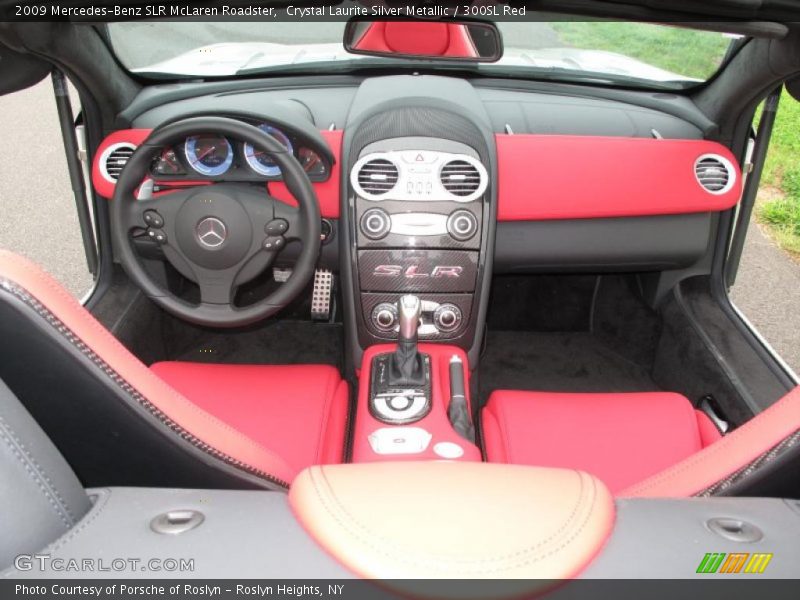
91;129;152;200
495;134;742;221
91;128;342;219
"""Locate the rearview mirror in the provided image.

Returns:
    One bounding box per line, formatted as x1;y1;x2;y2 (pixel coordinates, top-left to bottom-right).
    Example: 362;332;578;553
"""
344;19;503;62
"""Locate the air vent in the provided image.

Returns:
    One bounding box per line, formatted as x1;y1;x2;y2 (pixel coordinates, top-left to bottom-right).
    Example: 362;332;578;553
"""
357;158;399;196
440;160;482;197
101;143;136;182
695;154;734;194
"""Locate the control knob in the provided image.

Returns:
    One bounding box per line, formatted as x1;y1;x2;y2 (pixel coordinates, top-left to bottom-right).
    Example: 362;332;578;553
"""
361;208;391;240
446;209;478;241
434;304;462;333
372;302;398;332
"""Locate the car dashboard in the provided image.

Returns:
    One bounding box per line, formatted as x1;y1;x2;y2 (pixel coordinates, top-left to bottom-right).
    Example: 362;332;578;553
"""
92;73;742;365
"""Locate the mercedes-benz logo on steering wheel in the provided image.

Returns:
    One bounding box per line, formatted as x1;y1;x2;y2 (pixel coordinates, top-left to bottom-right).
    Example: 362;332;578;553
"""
196;217;227;248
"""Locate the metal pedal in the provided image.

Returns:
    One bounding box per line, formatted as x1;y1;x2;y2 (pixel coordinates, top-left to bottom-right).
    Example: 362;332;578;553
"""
311;269;333;320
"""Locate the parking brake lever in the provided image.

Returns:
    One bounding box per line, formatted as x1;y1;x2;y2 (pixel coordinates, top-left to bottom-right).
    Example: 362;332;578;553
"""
448;355;475;442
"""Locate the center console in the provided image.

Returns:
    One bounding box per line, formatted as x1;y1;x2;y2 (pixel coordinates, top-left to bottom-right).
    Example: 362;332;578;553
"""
352;295;480;463
340;78;496;461
340;77;497;370
351;140;489;348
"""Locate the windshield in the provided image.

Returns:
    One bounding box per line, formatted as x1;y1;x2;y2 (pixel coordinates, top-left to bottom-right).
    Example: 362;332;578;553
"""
106;21;737;88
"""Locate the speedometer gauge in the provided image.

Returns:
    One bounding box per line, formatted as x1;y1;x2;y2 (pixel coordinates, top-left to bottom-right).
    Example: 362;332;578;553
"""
243;125;293;178
184;135;233;176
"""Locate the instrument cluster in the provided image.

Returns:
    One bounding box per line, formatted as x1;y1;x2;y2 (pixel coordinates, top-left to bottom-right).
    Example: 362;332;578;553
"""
150;122;330;182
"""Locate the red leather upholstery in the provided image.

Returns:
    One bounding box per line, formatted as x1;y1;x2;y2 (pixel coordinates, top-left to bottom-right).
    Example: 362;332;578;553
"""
0;250;348;486
623;385;800;497
482;391;722;494
352;22;478;58
150;362;348;476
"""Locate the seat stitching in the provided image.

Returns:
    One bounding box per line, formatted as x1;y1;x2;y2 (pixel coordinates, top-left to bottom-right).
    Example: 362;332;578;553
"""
43;489;112;554
0;420;74;530
0;273;291;487
0;265;286;452
306;467;595;573
624;391;800;494
495;399;515;463
314;370;339;464
0;413;78;524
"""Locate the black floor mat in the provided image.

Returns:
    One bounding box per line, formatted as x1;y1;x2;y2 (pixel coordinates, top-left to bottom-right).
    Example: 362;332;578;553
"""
166;320;344;370
479;330;659;402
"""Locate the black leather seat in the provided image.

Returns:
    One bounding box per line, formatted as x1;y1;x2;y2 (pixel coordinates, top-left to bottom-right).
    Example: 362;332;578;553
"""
0;378;90;569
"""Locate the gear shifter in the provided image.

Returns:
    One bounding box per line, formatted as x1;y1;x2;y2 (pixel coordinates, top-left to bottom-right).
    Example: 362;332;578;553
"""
388;295;426;386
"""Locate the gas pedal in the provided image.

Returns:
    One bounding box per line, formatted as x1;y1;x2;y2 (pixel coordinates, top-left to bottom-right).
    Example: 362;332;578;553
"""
311;269;333;321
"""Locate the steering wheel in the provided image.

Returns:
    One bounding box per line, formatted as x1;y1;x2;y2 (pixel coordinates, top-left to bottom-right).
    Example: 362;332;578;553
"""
111;117;321;328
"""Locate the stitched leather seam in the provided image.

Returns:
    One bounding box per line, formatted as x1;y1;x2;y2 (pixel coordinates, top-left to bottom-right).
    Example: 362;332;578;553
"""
314;370;339;464
495;400;515;464
307;467;599;574
0;423;73;530
624;391;800;495
0;276;290;488
0;412;78;524
44;489;112;554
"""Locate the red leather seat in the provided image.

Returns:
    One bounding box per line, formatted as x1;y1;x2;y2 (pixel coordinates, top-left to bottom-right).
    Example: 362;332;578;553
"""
150;362;348;477
482;390;722;494
0;250;348;488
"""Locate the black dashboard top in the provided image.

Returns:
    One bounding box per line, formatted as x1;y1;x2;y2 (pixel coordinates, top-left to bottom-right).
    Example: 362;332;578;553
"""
125;74;707;140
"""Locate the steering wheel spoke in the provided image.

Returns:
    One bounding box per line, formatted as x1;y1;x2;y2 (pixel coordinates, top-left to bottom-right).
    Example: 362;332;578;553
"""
198;271;236;305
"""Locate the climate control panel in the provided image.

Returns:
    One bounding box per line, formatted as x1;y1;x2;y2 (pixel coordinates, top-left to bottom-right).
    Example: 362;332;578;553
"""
350;138;489;350
360;207;479;243
363;295;471;341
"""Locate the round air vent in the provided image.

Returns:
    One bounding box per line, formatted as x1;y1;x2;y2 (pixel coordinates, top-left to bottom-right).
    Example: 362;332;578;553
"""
356;158;399;197
440;159;483;198
695;154;735;194
100;143;136;182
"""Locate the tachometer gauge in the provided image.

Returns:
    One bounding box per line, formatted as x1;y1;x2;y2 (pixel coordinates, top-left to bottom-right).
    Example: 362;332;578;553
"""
184;135;233;177
243;125;293;178
151;148;185;176
299;147;327;179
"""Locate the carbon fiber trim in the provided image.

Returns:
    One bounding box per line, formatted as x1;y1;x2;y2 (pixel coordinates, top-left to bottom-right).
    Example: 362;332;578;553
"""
358;249;478;293
697;429;800;497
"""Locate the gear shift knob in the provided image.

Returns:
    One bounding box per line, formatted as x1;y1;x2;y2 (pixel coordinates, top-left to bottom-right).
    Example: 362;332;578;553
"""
397;295;421;342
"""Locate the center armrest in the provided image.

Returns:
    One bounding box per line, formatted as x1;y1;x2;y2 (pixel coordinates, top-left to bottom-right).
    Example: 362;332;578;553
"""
289;462;615;588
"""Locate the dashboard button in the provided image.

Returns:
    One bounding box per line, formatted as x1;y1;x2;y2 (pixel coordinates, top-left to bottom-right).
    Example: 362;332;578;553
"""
265;219;289;236
433;442;464;459
263;236;285;250
389;395;412;411
143;210;164;228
